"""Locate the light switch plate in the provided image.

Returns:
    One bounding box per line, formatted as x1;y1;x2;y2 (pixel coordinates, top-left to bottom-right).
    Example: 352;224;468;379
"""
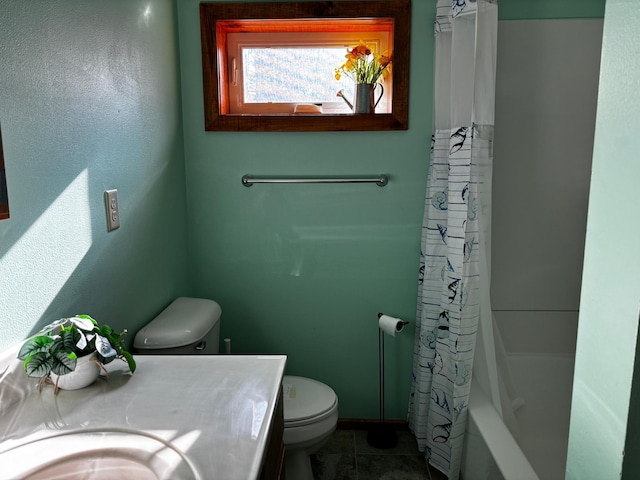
104;189;120;231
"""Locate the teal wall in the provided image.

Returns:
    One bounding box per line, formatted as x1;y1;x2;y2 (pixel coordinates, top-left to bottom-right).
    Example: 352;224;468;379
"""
566;0;640;478
176;0;606;420
176;0;432;420
0;0;189;352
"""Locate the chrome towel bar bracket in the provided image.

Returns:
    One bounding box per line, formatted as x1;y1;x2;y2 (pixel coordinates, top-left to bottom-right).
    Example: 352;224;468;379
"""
241;174;388;187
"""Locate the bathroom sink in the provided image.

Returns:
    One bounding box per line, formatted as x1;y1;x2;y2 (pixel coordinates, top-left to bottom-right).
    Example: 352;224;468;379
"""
0;354;287;479
0;429;200;480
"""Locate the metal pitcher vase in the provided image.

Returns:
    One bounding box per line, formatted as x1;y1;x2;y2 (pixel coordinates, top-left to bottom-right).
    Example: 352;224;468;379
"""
337;83;384;114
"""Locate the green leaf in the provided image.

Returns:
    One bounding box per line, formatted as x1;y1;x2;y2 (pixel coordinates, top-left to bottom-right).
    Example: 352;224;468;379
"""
122;351;137;374
37;318;69;335
98;324;115;340
51;328;79;355
18;336;52;361
76;314;98;326
97;351;114;365
24;351;53;378
50;351;77;376
69;316;96;331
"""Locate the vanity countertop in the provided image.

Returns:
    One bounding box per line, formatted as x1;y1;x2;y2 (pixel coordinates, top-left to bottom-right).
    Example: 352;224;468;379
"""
0;353;287;479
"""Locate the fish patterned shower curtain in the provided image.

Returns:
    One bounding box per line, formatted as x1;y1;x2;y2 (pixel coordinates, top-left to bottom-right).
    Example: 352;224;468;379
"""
408;1;498;478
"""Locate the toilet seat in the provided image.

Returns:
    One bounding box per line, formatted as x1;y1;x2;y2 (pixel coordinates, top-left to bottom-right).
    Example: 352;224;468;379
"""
283;376;338;428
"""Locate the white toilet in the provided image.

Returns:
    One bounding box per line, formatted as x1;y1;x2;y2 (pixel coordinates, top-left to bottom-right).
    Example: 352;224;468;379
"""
282;375;338;480
134;297;222;354
134;297;339;480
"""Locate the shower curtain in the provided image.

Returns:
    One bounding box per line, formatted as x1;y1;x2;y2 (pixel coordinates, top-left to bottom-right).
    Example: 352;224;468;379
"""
408;1;498;478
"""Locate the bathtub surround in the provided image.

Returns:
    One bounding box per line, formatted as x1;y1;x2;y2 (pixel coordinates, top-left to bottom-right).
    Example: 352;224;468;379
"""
478;16;602;480
498;0;604;20
409;1;498;478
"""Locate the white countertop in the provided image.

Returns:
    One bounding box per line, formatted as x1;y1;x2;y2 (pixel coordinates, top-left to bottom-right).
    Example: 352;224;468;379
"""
0;353;287;479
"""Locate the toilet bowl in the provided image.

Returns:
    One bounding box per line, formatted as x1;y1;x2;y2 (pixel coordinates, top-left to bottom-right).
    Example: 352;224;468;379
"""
134;298;339;480
282;375;338;480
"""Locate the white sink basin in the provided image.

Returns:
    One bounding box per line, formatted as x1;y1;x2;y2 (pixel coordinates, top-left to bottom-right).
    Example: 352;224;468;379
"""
0;429;199;480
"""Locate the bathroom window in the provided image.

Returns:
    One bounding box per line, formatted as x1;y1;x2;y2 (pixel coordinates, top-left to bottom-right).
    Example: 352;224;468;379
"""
225;25;392;115
199;0;411;131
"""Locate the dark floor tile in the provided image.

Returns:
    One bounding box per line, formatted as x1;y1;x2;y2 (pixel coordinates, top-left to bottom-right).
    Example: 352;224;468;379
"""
310;430;357;480
310;452;358;480
318;429;356;455
355;429;422;455
357;454;430;480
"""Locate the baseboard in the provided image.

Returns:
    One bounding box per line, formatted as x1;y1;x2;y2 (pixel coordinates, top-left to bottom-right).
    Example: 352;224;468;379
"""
337;418;410;431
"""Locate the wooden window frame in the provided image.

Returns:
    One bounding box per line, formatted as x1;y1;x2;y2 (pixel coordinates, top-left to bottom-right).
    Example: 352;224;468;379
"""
199;0;411;132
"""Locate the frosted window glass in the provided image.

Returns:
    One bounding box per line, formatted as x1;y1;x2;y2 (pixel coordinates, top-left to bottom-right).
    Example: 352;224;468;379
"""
242;47;355;103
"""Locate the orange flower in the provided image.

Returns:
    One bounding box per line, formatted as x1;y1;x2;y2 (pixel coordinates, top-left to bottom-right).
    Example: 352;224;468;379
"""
352;40;371;57
335;41;392;85
376;51;392;68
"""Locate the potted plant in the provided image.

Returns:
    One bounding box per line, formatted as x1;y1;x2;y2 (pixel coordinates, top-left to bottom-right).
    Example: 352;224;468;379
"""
17;315;136;393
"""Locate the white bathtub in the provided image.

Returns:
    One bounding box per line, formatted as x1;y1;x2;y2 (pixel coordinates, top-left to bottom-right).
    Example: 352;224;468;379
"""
461;353;575;480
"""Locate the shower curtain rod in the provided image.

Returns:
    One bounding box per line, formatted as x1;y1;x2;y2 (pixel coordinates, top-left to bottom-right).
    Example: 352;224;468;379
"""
241;174;389;187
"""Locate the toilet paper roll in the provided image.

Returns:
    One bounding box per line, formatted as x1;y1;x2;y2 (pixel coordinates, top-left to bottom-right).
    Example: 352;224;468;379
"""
378;314;407;337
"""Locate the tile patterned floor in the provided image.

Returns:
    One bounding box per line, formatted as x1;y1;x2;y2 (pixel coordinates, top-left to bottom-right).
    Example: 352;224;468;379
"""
310;429;448;480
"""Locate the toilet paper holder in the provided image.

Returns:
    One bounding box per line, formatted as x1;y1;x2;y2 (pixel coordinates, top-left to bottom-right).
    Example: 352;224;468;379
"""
367;312;409;449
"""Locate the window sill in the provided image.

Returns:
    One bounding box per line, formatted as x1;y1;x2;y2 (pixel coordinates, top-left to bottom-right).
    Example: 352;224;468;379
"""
204;113;407;132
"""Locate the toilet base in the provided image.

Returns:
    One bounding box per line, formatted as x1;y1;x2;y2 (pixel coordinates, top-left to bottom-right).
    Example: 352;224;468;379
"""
285;449;314;480
283;422;336;480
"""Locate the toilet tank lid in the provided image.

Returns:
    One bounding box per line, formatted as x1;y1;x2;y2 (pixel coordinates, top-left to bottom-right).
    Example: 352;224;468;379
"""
282;376;337;423
133;297;222;350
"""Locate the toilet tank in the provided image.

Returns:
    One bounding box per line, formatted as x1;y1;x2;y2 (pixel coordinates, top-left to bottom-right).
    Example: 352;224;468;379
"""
133;297;222;354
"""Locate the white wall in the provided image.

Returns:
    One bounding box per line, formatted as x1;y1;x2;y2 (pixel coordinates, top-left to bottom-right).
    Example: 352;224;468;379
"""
492;19;603;356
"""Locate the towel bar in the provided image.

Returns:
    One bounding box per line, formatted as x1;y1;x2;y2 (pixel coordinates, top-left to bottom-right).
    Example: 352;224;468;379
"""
241;174;388;187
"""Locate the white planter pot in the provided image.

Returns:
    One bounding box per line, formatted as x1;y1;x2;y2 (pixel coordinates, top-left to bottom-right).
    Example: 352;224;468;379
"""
50;354;100;391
